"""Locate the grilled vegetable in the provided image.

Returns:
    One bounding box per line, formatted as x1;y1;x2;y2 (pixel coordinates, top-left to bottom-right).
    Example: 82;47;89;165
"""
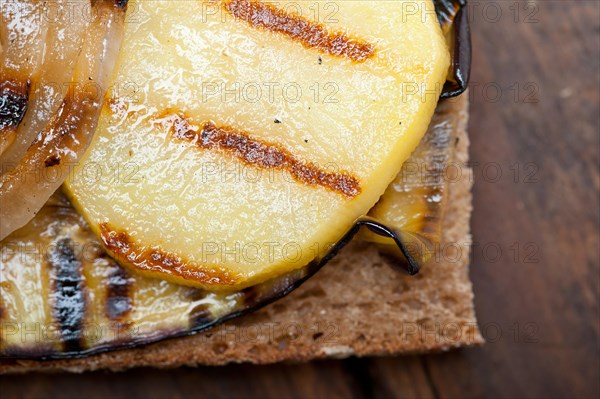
0;191;318;358
1;0;90;161
65;0;450;290
0;97;459;358
0;0;48;154
435;0;470;98
0;0;469;360
362;96;466;265
361;0;470;263
0;0;129;240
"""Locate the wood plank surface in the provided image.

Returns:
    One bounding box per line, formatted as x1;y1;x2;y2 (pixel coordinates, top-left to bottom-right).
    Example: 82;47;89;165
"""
1;0;598;398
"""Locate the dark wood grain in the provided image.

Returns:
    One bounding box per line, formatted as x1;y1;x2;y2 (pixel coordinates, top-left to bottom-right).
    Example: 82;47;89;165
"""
416;1;600;398
0;1;598;398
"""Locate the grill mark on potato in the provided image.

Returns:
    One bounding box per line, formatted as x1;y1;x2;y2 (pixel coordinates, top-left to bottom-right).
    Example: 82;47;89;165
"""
99;223;241;287
156;111;361;198
105;264;134;322
223;0;375;62
46;237;86;353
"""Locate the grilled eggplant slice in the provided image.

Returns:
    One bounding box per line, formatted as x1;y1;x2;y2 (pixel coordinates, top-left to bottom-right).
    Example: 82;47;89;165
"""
1;96;460;358
64;0;450;290
0;191;332;358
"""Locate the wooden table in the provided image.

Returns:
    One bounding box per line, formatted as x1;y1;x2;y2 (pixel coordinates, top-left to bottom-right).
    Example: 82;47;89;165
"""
1;1;598;397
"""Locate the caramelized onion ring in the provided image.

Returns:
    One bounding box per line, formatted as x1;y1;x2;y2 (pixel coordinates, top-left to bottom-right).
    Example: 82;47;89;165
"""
0;0;128;240
0;0;91;162
0;1;48;154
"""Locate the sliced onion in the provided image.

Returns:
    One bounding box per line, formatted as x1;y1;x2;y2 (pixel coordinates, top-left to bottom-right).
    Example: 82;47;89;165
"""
0;0;49;155
0;0;91;163
0;1;128;240
0;1;48;75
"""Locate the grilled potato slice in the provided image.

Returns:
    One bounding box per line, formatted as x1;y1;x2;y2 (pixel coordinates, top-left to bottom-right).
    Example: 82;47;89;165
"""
1;96;460;358
0;192;313;357
363;95;467;264
65;0;449;290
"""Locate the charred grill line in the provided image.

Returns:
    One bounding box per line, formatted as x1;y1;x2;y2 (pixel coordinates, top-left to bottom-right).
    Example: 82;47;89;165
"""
159;112;361;198
223;0;375;62
241;285;261;308
47;238;86;353
184;287;209;302
0;79;30;132
21;90;97;163
99;223;241;287
420;212;443;235
105;265;133;321
189;304;213;329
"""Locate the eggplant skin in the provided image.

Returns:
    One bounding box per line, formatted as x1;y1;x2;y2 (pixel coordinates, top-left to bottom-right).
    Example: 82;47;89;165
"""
434;0;471;98
0;192;320;359
433;0;466;31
